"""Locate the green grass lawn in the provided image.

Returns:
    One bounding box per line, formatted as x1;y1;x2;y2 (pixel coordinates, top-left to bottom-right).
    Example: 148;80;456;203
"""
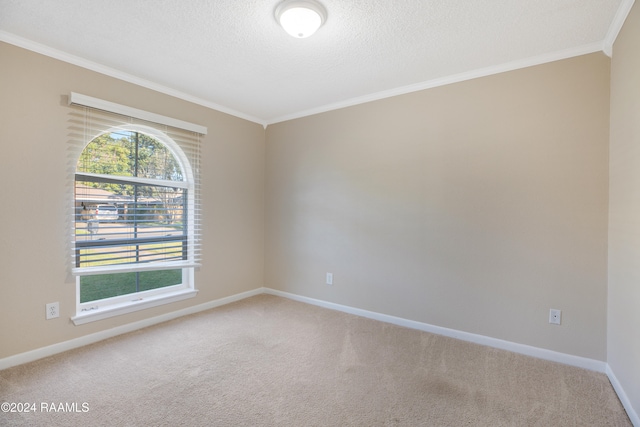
76;228;185;303
80;269;182;303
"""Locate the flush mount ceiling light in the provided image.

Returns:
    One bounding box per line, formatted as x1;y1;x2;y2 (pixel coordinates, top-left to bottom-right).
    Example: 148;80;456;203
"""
275;0;327;38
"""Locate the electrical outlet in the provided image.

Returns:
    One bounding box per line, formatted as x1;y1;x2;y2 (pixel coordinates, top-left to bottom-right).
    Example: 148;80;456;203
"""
46;302;60;320
549;309;561;325
326;272;333;285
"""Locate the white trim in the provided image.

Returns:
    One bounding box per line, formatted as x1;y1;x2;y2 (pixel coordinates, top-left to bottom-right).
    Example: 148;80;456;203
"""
69;92;208;135
265;42;605;125
72;288;199;325
72;262;199;277
263;288;606;372
0;30;612;128
606;364;640;426
0;287;263;370
2;286;610;372
75;172;189;189
603;0;636;57
3;286;635;420
0;31;265;126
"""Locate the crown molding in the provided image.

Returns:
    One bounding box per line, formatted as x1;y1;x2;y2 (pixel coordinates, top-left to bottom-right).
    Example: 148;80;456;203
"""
603;0;635;57
266;42;605;125
0;31;267;127
0;29;615;128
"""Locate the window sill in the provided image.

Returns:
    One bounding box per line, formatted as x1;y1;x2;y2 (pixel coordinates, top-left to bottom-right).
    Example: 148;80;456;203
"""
71;289;198;325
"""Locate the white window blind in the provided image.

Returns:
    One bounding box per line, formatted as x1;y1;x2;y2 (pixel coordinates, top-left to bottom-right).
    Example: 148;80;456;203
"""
67;95;204;277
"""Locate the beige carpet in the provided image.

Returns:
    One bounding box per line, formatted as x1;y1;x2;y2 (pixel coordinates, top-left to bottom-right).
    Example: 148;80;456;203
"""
0;294;631;426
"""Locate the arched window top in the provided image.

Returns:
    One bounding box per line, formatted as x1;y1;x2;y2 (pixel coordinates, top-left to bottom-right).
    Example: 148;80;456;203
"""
77;124;193;184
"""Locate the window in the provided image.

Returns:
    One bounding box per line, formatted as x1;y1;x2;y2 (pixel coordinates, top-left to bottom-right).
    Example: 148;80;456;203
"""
68;94;204;324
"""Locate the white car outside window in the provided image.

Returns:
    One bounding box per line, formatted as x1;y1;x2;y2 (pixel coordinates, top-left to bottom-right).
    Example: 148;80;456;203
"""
95;204;118;221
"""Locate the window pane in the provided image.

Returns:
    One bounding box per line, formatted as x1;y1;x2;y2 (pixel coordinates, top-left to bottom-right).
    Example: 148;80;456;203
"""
76;131;183;182
74;128;192;305
80;269;182;303
75;180;186;268
135;133;183;181
77;131;135;177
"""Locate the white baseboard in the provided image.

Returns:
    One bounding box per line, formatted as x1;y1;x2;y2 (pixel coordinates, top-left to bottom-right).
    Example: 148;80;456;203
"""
3;285;635;426
263;288;606;373
0;287;263;371
0;286;606;373
265;288;640;424
607;364;640;427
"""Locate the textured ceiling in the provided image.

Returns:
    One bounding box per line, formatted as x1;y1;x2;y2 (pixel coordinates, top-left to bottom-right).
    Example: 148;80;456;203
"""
0;0;632;125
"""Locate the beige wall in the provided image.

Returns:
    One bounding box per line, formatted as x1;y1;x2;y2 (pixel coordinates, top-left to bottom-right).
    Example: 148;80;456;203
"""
0;42;265;359
0;37;618;368
265;53;611;360
609;1;640;417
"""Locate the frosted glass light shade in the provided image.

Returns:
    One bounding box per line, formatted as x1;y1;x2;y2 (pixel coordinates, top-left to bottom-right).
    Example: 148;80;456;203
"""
275;0;327;38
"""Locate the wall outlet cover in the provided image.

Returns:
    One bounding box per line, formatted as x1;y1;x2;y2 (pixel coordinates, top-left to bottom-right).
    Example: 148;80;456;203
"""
326;272;333;285
549;308;561;325
46;302;60;320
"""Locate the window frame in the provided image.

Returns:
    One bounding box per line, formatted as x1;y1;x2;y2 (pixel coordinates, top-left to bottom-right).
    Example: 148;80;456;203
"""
71;123;199;325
